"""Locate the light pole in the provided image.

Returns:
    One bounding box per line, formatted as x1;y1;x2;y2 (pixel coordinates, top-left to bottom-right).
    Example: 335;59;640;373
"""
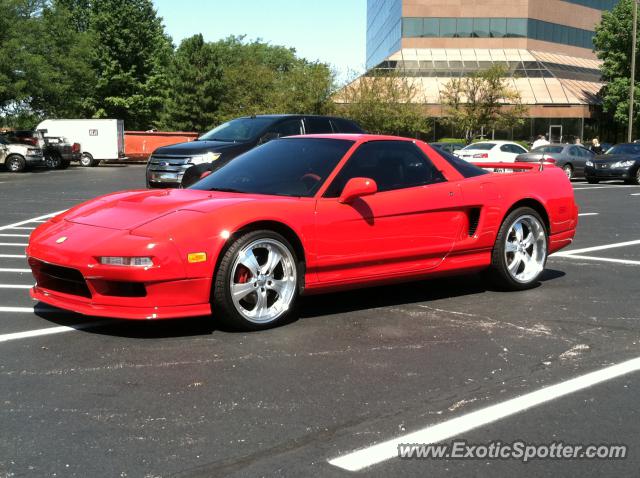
629;0;638;142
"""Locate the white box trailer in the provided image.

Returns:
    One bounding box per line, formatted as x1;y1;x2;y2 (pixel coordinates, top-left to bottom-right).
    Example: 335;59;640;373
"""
35;119;126;167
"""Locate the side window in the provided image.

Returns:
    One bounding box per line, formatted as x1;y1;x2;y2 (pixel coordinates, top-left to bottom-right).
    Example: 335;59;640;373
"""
267;119;303;138
324;141;446;197
569;146;580;157
500;145;512;153
304;117;333;134
514;145;528;154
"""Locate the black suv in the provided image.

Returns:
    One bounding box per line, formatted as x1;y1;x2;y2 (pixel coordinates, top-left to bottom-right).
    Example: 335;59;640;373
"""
146;114;364;188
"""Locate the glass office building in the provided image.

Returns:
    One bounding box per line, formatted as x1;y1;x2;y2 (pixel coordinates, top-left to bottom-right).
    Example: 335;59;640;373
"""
363;0;620;141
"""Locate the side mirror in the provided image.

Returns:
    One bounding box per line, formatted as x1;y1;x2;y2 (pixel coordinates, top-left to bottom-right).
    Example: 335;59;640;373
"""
339;177;377;204
258;132;280;145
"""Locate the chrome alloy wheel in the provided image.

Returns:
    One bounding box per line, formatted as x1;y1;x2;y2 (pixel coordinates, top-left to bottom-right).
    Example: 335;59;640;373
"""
504;215;547;283
229;238;297;324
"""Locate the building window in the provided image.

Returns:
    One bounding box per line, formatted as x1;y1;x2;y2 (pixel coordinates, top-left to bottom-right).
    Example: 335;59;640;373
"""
401;17;597;49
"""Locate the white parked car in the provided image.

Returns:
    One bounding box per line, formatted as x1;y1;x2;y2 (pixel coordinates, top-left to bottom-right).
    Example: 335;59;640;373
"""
454;141;529;163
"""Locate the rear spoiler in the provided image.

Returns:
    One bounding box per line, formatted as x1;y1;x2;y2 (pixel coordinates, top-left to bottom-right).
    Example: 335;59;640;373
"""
473;160;557;172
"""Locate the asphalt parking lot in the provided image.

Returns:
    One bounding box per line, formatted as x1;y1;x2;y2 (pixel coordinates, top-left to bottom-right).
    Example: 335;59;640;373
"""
1;164;640;477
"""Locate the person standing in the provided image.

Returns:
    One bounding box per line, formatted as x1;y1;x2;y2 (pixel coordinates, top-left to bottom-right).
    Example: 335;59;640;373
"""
590;138;603;155
532;134;550;150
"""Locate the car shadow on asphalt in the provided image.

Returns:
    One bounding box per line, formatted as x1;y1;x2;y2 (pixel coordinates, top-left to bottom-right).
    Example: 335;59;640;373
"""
32;269;565;339
298;268;565;319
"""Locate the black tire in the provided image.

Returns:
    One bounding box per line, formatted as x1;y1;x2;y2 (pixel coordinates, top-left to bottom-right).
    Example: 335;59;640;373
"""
634;168;640;186
487;207;548;291
212;230;302;331
60;160;71;170
5;155;26;172
80;152;99;167
562;164;573;180
587;178;599;184
45;152;62;169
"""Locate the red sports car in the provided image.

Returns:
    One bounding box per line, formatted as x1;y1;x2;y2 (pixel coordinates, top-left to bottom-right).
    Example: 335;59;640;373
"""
27;134;578;330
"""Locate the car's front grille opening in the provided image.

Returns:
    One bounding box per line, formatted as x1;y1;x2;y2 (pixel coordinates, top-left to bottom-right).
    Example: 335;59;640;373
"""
92;280;147;298
29;258;92;298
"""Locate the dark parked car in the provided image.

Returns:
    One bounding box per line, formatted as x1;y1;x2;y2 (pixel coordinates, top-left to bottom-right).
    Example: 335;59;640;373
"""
585;143;640;184
430;142;465;154
146;115;364;188
515;143;594;180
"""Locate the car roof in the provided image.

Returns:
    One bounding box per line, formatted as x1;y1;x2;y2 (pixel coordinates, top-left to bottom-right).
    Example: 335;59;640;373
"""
284;133;413;142
236;114;356;121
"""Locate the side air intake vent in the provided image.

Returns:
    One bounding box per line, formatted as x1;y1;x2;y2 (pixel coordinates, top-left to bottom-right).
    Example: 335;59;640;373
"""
468;208;481;237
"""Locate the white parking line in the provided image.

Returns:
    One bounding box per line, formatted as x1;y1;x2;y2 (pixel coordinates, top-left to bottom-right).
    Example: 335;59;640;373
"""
0;307;37;313
0;284;32;289
0;234;30;238
573;185;640;190
632;193;640;196
0;210;66;232
552;255;640;266
328;356;640;472
0;243;28;247
0;255;26;259
0;268;31;273
554;239;640;256
578;213;599;216
0;321;105;343
8;227;36;230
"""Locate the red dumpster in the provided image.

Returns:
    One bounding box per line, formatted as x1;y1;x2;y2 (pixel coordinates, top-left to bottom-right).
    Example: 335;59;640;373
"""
124;131;199;162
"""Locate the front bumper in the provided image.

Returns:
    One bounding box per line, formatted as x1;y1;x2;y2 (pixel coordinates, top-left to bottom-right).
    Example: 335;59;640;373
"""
585;165;634;180
26;221;213;320
25;154;45;165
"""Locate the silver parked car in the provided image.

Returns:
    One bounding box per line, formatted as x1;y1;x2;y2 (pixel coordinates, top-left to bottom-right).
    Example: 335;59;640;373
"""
515;144;594;180
0;136;44;172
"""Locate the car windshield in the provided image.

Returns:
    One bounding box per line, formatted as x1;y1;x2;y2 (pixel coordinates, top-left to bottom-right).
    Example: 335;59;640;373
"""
199;117;275;142
606;144;640;155
191;138;354;197
463;143;495;150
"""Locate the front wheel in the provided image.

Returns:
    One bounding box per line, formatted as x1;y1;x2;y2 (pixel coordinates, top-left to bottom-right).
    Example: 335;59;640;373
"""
5;155;26;172
212;230;300;331
488;207;548;290
45;152;62;169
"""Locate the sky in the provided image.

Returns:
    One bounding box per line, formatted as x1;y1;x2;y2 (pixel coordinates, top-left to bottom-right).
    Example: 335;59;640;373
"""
153;0;367;83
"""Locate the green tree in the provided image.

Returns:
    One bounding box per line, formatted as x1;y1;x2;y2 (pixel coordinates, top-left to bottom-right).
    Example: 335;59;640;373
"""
209;36;335;123
161;34;224;132
335;70;429;137
0;0;95;127
593;0;639;129
89;0;173;129
439;65;526;142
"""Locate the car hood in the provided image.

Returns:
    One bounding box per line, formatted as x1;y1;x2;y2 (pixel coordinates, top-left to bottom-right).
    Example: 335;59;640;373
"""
64;189;257;231
593;154;639;163
152;140;249;156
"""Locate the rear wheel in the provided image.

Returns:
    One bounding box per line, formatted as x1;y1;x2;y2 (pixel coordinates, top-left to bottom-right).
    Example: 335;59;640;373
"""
5;155;26;172
212;230;300;331
562;164;573;180
488;207;548;290
587;178;599;184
